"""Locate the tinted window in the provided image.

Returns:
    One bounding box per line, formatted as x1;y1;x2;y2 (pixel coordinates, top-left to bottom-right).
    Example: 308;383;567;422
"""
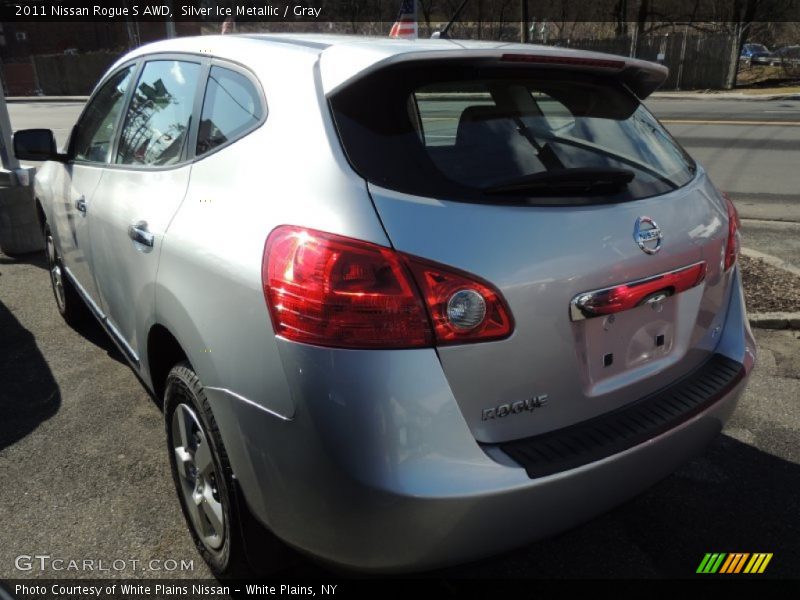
331;62;696;205
116;60;201;167
72;66;134;163
196;66;263;156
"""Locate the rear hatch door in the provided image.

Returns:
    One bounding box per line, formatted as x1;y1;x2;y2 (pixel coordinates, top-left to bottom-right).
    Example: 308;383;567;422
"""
329;55;732;444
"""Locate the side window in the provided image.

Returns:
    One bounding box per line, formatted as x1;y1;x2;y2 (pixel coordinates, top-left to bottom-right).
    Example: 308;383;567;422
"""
116;60;201;167
196;66;264;156
72;66;134;163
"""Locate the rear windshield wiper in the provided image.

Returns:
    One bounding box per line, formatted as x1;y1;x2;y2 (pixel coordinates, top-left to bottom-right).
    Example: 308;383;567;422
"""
483;168;635;196
538;134;681;190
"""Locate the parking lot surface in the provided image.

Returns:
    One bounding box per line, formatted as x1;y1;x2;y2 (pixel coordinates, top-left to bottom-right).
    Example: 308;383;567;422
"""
1;249;798;579
2;96;799;580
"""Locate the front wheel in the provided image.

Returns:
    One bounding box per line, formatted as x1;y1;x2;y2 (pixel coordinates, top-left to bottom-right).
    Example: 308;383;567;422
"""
44;225;87;325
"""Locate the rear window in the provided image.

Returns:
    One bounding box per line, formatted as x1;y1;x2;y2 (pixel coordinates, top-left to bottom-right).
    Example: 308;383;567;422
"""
329;61;696;205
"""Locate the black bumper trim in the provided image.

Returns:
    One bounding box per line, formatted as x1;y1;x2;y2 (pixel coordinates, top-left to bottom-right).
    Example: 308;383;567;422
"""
494;353;745;479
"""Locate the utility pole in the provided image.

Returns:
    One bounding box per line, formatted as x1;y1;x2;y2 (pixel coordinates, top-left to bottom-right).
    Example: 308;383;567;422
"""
124;0;140;49
520;0;529;43
0;94;19;171
165;0;176;38
125;19;139;49
0;90;42;254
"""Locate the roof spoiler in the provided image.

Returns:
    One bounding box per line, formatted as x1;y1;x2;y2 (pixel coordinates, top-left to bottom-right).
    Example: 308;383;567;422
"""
498;52;668;99
322;47;668;100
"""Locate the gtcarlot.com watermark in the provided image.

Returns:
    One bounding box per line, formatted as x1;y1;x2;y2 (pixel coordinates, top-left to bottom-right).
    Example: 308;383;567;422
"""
15;554;194;573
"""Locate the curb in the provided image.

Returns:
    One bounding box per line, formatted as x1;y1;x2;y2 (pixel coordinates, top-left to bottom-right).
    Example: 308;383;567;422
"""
7;93;799;103
741;246;800;278
748;312;800;330
6;96;88;103
739;248;799;330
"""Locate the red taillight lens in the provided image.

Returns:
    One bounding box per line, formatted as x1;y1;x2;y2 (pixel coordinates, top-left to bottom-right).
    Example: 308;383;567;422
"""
402;256;513;344
262;226;514;349
262;226;432;349
723;193;741;271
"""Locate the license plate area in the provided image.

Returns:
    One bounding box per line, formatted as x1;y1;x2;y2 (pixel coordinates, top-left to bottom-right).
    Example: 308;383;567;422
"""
578;296;677;384
569;262;706;393
573;296;685;396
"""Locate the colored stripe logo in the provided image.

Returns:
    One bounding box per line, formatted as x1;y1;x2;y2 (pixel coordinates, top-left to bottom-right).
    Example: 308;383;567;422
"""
696;552;773;574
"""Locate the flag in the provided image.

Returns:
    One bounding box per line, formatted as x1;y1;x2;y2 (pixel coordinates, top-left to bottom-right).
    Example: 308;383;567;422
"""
389;0;418;40
221;16;235;34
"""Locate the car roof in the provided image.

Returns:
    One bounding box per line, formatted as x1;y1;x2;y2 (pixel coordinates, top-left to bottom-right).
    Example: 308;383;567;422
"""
111;33;669;98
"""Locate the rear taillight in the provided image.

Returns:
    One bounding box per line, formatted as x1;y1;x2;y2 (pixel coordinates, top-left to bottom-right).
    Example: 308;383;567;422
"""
262;226;513;349
722;193;741;271
403;256;513;344
262;226;432;349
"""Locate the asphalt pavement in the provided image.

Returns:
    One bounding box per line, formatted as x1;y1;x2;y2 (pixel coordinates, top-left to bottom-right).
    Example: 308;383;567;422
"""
1;96;799;580
6;103;83;150
1;250;798;579
648;97;800;271
646;97;800;122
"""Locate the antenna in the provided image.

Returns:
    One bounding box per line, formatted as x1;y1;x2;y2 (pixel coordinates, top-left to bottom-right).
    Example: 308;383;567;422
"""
431;0;470;39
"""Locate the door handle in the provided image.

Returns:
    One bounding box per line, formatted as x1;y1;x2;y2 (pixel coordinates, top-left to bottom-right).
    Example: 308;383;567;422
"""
128;221;154;247
75;196;87;214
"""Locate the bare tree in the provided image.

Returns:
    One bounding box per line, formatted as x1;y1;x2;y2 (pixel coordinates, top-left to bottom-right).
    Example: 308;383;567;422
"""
417;0;441;38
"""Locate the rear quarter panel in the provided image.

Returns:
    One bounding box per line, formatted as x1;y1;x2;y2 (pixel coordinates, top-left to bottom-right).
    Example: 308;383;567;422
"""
153;46;389;419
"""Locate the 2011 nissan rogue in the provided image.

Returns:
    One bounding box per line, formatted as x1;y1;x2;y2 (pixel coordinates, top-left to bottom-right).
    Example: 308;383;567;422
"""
14;34;756;576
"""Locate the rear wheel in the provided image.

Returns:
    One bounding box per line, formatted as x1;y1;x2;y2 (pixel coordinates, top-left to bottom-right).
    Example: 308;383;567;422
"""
44;225;86;325
165;362;248;578
165;362;298;577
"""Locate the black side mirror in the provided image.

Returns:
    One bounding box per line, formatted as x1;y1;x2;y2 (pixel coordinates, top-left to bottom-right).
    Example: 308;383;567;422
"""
14;129;62;161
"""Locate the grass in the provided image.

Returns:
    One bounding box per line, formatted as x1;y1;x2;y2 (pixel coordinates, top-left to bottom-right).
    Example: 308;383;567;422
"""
736;63;800;91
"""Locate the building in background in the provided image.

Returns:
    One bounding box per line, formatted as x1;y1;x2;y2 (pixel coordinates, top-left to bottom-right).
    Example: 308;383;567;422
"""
0;21;201;95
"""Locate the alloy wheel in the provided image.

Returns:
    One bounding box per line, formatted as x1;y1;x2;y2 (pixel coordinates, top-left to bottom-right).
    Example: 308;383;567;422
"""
171;403;226;551
46;233;66;312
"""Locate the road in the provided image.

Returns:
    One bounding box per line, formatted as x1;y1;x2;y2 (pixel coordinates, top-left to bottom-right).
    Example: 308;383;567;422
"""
646;97;800;122
645;97;800;270
1;97;799;581
646;97;800;223
8;97;800;209
7;102;82;150
9;96;798;269
9;97;800;200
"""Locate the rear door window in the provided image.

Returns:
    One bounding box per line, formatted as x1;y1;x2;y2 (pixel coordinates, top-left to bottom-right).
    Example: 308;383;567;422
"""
196;66;264;156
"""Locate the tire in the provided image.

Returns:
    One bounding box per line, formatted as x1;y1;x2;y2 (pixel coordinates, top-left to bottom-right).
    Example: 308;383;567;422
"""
44;224;87;325
164;362;250;578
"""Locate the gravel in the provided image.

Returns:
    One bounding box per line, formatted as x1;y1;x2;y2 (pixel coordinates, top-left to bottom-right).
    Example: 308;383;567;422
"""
740;254;800;313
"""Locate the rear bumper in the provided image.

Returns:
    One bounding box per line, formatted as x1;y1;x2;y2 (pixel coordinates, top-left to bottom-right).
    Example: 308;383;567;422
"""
209;268;755;572
497;353;744;479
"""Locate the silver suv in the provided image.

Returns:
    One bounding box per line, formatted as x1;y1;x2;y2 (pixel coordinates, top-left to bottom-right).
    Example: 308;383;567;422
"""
15;34;755;576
